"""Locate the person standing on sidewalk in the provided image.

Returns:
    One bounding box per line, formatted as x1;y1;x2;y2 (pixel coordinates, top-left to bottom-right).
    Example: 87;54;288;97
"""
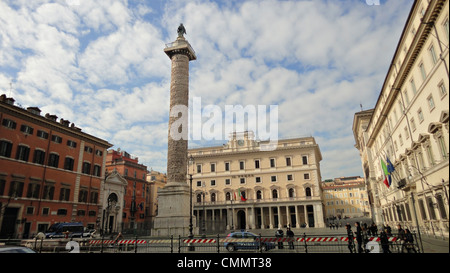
380;228;391;253
404;229;417;253
286;227;295;249
355;222;363;253
397;224;406;253
346;223;355;253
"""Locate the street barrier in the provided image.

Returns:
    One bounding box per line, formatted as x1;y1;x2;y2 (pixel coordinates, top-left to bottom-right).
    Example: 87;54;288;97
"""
12;232;420;253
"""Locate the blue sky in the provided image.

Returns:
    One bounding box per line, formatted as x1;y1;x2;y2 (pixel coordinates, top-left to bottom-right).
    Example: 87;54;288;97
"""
0;0;413;179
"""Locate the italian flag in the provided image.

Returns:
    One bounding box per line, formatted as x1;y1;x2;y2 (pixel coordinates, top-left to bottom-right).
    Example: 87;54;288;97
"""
238;189;247;201
380;159;390;188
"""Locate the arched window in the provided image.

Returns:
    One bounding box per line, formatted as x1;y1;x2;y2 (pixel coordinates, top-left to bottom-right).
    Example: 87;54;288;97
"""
288;188;295;198
305;187;312;197
256;190;262;200
272;189;278;199
226;192;231;201
197;193;202;203
211;192;216;202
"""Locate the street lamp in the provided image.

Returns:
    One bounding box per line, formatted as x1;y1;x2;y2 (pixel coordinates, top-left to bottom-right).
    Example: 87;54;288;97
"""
201;182;207;238
188;155;195;251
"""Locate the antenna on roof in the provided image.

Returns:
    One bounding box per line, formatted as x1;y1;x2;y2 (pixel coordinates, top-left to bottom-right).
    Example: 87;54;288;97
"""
9;80;13;97
360;103;363;111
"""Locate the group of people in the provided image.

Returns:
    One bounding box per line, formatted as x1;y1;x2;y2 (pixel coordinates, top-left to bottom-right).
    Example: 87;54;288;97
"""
346;222;417;253
275;227;295;249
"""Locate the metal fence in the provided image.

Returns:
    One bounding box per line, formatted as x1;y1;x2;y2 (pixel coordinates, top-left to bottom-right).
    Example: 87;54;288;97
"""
9;232;420;253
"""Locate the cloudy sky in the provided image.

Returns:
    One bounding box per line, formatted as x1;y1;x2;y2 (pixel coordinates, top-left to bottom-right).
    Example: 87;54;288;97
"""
0;0;413;179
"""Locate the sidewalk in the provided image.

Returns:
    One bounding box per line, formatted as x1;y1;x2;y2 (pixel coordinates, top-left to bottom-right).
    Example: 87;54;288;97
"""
241;227;449;253
420;234;449;253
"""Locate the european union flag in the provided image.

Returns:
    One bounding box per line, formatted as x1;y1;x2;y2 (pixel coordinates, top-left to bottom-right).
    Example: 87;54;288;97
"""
386;157;395;186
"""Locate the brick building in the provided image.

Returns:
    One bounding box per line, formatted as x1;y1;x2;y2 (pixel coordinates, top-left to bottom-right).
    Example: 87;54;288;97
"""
105;149;150;234
0;95;112;239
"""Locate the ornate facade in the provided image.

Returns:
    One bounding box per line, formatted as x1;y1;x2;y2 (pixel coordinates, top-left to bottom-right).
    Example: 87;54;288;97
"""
353;0;449;238
188;132;325;234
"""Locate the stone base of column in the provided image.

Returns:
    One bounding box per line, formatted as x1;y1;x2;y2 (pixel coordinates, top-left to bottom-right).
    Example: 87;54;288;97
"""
151;182;197;237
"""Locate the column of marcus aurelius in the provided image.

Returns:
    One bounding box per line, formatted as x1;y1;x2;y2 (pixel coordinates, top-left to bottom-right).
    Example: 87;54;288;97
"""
152;24;197;236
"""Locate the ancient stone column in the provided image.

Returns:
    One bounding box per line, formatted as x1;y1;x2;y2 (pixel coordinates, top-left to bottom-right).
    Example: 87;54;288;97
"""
165;36;196;185
152;27;197;236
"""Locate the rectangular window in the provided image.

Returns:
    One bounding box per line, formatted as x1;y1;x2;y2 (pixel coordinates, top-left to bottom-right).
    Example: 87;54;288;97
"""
225;179;231;185
20;124;34;135
419;63;427;81
90;191;99;204
26;183;40;198
33;150;46;165
417;108;424;123
271;175;277;182
67;140;77;148
64;157;74;171
239;161;245;170
410;79;417;95
42;184;55;200
51;134;62;144
286;157;291;166
304;173;310;180
93;165;101;176
240;178;245;184
196;164;202;173
438;136;447;159
302;155;308;165
439;82;447;97
429;45;438;65
403;90;410;105
0;141;12;158
2;118;17;129
59;188;71;201
443;17;449;41
48;153;59;168
410;117;417;131
255;177;261;183
210;180;216;186
82;162;91;174
225;162;230;171
9;181;24;197
37;130;49;139
16;145;30;161
427;95;435;111
254;159;260;169
270;158;276;168
287;174;293;181
210;163;215;172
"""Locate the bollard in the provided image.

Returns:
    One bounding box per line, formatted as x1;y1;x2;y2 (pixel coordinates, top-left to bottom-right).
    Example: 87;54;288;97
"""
303;233;308;253
217;234;220;253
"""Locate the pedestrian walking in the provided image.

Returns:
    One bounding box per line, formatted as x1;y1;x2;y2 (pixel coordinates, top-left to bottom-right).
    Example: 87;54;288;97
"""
286;227;295;249
371;223;378;237
355;222;363;253
275;227;284;249
404;229;417;253
346;223;355;253
397;224;407;253
379;228;391;253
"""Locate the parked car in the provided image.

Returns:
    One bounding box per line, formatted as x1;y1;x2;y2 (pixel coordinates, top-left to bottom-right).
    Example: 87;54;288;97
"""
0;245;36;253
45;222;85;238
224;231;275;252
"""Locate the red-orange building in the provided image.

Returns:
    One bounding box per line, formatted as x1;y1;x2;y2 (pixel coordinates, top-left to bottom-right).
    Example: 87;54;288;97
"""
0;95;112;238
105;149;150;234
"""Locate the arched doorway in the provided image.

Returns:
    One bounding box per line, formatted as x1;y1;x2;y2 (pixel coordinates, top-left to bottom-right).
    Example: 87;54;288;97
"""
237;210;246;230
